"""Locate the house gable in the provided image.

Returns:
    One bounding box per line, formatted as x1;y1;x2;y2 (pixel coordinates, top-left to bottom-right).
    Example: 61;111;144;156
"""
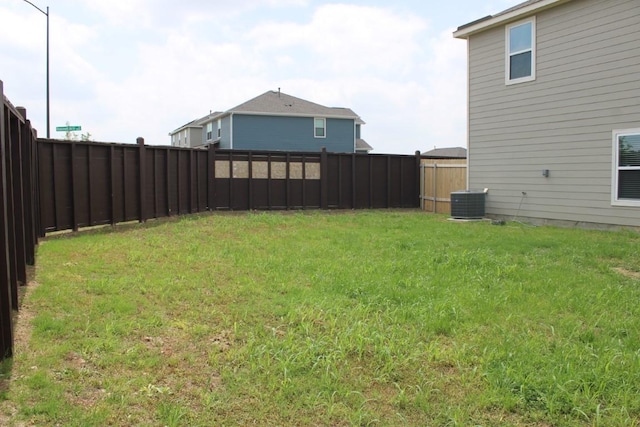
228;90;361;121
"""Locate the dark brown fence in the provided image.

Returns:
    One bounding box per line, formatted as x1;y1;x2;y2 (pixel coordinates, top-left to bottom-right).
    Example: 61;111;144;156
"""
0;81;40;359
38;139;421;234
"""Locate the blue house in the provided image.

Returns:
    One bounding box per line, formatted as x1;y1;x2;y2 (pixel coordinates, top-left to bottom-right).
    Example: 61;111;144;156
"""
170;90;372;153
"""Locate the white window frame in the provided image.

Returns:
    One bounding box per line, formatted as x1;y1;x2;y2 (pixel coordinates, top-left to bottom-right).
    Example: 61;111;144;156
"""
612;128;640;207
206;122;213;141
505;17;536;85
314;118;326;138
217;119;221;138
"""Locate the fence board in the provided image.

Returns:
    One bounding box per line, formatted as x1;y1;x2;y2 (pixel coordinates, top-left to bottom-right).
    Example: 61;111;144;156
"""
0;81;13;357
0;80;41;359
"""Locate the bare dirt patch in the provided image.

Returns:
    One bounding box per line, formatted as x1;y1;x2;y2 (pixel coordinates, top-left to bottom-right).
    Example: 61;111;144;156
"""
0;276;41;425
613;267;640;280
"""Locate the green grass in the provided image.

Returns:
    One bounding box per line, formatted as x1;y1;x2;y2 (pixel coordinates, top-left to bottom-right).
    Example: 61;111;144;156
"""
2;211;640;426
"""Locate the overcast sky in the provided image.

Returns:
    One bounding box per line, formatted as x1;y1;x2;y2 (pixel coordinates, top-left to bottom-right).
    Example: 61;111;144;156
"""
1;0;521;154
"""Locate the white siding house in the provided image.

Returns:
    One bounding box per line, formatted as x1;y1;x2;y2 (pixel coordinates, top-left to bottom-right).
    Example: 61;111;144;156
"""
454;0;640;228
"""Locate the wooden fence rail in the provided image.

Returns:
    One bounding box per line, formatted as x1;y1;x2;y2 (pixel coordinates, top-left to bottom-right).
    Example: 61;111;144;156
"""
38;139;422;234
0;80;40;359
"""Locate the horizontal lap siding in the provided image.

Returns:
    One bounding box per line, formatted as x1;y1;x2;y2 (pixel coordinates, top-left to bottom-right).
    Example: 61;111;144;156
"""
467;0;640;227
232;115;354;153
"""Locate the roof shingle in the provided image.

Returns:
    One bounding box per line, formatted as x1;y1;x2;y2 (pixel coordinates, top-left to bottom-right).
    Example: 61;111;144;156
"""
228;90;361;119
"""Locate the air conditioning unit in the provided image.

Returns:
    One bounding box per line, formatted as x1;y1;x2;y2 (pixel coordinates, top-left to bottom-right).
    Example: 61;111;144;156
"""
450;191;485;219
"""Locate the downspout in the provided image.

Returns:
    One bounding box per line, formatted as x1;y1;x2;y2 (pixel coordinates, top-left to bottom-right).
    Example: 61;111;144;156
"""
353;121;356;153
466;38;471;191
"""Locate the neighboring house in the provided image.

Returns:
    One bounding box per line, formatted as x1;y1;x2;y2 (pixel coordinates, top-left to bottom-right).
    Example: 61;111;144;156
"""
170;90;371;153
453;0;640;228
421;147;467;159
169;119;203;148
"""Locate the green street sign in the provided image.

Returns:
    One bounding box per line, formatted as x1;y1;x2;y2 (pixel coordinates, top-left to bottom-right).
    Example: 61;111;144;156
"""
56;125;82;132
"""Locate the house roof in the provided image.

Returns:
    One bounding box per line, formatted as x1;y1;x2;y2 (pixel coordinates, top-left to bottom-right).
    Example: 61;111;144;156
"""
208;90;364;122
168;118;202;135
356;139;373;152
421;147;467;159
194;111;223;126
453;0;573;39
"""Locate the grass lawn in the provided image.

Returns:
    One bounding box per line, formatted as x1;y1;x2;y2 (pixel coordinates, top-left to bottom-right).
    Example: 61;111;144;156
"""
1;211;639;426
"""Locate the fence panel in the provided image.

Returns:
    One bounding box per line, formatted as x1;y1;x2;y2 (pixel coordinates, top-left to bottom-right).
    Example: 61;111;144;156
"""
37;141;422;233
420;158;467;214
0;80;40;359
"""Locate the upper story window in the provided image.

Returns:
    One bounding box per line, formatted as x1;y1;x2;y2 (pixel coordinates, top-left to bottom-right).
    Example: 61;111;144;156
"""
217;119;221;138
506;17;535;85
314;118;326;138
206;122;213;141
612;129;640;207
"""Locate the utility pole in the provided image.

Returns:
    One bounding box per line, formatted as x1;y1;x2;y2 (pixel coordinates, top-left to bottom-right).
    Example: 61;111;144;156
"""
22;1;50;138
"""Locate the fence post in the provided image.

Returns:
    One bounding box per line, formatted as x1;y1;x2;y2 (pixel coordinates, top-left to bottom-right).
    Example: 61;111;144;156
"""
433;163;438;213
320;147;328;209
368;155;373;209
415;151;421;208
9;110;26;284
18;107;36;264
4;109;18;308
387;155;391;208
351;153;356;209
71;141;79;232
285;152;291;210
137;137;146;222
0;81;14;357
248;151;253;210
208;144;215;210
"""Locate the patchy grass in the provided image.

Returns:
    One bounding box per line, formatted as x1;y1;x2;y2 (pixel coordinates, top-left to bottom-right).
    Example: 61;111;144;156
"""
1;211;640;426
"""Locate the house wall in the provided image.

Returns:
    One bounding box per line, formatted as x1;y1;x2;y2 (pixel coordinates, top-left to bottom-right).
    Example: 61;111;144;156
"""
188;128;204;148
220;116;232;149
170;127;200;148
200;126;207;147
231;114;355;153
467;0;640;227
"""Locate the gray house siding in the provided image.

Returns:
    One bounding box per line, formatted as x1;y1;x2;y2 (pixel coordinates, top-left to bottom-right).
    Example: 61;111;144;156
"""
231;114;355;152
467;0;640;227
188;127;204;148
170;126;201;148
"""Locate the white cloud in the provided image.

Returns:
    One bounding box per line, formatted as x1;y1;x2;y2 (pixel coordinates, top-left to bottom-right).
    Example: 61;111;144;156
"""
81;0;309;29
1;0;478;152
247;4;427;77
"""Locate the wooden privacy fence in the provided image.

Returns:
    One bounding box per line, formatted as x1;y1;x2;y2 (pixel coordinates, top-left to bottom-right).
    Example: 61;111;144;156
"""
420;158;467;214
0;81;40;359
38;139;421;234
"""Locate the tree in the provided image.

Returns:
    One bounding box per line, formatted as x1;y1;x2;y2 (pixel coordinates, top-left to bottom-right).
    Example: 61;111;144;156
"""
62;121;92;142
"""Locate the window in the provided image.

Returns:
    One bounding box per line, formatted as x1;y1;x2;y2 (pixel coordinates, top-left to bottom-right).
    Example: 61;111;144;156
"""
612;129;640;206
217;119;221;138
506;18;535;84
314;118;326;138
206;122;213;141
